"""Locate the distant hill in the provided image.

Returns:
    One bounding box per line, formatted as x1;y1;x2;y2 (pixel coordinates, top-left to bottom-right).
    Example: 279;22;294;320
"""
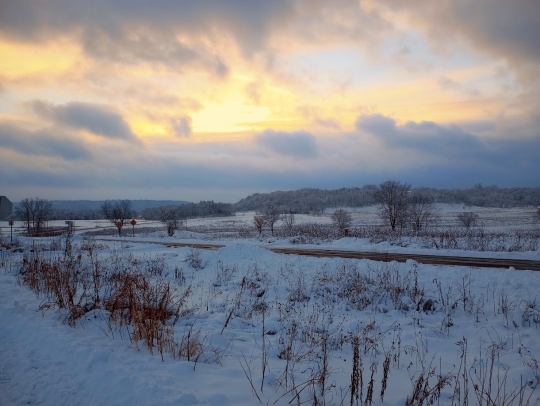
12;200;191;221
46;200;190;212
234;185;540;213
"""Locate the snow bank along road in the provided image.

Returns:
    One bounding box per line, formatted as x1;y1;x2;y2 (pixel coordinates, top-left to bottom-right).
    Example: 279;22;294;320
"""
98;238;540;271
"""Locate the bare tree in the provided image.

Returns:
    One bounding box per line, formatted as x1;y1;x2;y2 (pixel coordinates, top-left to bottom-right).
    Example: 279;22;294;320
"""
262;205;280;236
253;213;265;236
282;210;295;234
16;198;33;235
331;209;352;234
457;212;479;229
409;192;438;232
15;197;52;235
158;206;184;237
33;198;52;234
372;181;411;231
101;200;133;236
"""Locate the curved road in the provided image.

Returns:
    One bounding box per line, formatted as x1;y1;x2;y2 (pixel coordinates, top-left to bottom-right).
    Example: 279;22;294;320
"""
97;238;540;271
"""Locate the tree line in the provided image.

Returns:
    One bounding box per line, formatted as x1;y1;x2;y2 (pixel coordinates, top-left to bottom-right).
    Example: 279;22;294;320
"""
236;184;540;214
141;201;235;221
11;183;540;237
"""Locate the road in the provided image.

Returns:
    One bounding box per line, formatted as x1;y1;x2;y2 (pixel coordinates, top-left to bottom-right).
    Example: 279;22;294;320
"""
96;238;540;271
268;247;540;271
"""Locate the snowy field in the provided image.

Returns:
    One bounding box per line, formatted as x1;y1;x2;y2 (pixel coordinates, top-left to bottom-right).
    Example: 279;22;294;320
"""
1;204;538;238
181;204;539;233
1;205;540;405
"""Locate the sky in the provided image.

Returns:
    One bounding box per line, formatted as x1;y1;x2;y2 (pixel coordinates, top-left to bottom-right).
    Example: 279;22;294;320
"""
0;0;539;203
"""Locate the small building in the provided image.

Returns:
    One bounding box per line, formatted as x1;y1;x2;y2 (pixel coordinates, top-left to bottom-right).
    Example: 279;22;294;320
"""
0;196;13;220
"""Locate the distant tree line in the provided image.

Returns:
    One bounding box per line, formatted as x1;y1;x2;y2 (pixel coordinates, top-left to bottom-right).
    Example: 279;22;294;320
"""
416;184;540;208
235;186;377;214
47;209;102;221
235;184;540;213
141;201;235;221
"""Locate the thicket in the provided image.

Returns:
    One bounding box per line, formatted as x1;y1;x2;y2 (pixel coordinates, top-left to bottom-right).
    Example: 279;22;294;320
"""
142;200;235;220
12;235;216;363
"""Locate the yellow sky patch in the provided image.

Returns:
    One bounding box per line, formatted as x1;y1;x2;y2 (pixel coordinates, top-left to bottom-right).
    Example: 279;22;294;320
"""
0;39;80;76
191;99;271;133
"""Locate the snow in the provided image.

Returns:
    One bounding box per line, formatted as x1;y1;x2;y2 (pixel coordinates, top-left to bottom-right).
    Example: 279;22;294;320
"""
1;207;540;405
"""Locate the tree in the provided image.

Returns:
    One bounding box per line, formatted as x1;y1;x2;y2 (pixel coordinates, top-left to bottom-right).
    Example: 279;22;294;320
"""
15;197;52;235
282;210;295;234
16;198;33;235
33;198;53;234
408;192;438;232
101;200;133;236
372;181;411;231
253;213;265;236
457;212;479;229
262;205;281;236
331;209;352;234
158;206;184;237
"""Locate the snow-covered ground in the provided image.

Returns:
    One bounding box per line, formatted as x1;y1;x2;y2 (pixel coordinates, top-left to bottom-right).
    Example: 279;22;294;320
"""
1;204;537;238
1;224;540;405
182;204;538;232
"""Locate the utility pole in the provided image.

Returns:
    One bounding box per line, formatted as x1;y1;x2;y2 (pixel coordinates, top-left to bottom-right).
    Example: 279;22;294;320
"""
9;220;14;242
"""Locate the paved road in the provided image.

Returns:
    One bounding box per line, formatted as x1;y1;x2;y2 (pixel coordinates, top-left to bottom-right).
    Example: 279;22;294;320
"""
98;238;540;271
268;247;540;271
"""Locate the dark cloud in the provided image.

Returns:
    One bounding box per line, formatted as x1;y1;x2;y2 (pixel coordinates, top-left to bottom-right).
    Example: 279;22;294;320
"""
382;1;540;67
1;116;539;201
171;116;192;138
356;113;484;158
29;100;139;142
3;137;538;202
81;28;229;76
356;114;397;137
356;113;540;169
0;0;294;61
0;123;91;160
255;129;318;158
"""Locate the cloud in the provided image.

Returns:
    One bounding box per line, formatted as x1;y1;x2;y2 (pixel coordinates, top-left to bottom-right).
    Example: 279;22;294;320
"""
437;76;458;90
437;76;481;97
355;113;540;169
314;117;341;129
245;81;261;104
356;114;397;137
356;113;483;157
297;105;341;129
81;28;229;76
29;100;139;142
380;1;540;70
171;116;192;138
0;0;294;61
255;129;318;158
1;117;539;202
0;123;91;160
